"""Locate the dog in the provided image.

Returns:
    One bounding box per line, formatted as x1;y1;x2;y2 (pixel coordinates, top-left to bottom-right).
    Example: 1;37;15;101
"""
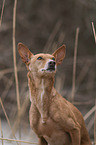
18;43;92;145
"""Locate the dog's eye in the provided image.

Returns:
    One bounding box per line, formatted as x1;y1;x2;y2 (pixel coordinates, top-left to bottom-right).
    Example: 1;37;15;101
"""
37;56;43;60
52;57;55;61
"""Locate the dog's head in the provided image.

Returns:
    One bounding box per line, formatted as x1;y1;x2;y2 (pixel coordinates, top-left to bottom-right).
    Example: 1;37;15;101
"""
18;43;66;77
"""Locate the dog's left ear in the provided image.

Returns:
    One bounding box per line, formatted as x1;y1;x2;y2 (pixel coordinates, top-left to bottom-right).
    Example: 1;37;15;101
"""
52;45;66;65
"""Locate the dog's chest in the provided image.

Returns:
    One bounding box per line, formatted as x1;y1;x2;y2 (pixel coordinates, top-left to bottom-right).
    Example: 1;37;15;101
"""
38;118;71;145
39;79;45;107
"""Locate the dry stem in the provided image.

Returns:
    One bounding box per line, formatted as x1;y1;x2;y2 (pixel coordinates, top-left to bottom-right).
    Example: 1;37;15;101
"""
71;27;80;102
0;0;5;26
94;96;96;145
12;96;30;134
92;22;96;43
43;20;62;52
0;98;19;145
0;119;3;145
13;0;20;112
0;137;37;144
13;0;22;142
84;105;96;121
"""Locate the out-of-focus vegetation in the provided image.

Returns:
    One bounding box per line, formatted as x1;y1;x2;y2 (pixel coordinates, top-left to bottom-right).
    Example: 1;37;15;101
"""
0;0;96;142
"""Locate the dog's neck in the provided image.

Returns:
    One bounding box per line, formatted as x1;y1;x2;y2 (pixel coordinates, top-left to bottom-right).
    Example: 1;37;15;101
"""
28;71;56;123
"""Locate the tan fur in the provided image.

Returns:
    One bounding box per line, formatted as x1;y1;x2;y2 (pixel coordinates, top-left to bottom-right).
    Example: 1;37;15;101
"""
18;43;92;145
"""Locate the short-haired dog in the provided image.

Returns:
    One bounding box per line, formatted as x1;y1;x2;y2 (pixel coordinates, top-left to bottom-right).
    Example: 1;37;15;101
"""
18;43;92;145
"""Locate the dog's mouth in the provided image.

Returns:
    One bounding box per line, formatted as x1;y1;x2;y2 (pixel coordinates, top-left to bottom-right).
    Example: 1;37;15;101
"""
40;66;56;73
41;68;55;72
46;67;55;72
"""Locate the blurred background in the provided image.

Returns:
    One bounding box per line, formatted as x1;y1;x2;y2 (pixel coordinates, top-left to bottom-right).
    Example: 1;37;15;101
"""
0;0;96;144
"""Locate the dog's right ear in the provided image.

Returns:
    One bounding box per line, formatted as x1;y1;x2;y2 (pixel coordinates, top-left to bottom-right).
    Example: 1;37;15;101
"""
18;43;33;65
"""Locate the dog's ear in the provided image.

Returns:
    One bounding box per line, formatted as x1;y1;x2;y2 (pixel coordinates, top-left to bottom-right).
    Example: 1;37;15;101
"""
52;45;66;65
18;43;33;64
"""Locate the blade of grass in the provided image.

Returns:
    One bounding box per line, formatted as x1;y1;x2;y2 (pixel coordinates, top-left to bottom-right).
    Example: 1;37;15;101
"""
0;98;19;145
91;22;96;144
13;0;21;142
0;67;25;79
13;0;20;112
0;0;6;26
94;96;96;145
84;105;96;121
12;96;30;135
0;119;3;145
43;20;62;53
71;27;80;102
87;117;94;132
0;137;37;144
1;59;22;103
92;22;96;43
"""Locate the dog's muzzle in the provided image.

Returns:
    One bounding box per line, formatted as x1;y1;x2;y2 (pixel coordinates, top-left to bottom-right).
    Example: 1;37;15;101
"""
47;61;56;71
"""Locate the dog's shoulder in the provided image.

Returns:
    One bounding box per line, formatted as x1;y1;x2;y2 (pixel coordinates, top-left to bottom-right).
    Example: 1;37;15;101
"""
50;92;84;125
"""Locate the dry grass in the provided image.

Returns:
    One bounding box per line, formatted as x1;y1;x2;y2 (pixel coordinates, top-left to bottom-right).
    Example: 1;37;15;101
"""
0;0;5;26
92;22;96;44
13;0;20;112
0;98;18;145
0;137;37;144
0;119;3;145
71;27;80;102
43;20;62;53
91;21;96;145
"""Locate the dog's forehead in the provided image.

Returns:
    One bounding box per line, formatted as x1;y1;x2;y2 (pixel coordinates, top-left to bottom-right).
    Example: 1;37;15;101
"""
32;53;54;59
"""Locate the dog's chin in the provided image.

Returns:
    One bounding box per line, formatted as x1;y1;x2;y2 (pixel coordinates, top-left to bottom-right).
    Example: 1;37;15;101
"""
39;68;56;75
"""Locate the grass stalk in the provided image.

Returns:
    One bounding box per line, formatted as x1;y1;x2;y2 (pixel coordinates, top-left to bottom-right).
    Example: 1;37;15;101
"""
43;20;62;52
0;98;19;145
71;27;80;102
13;0;21;142
0;137;37;144
12;96;30;134
94;96;96;145
92;22;96;43
0;0;5;26
0;67;25;77
84;105;96;121
13;0;20;112
91;22;96;144
1;59;22;103
87;117;94;132
0;119;3;145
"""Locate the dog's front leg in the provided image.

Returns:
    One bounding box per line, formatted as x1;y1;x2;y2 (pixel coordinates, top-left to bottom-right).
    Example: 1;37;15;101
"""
56;115;81;145
66;118;81;145
38;137;48;145
70;127;81;145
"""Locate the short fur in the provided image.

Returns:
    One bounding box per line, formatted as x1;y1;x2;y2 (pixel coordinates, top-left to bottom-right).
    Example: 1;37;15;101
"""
18;43;92;145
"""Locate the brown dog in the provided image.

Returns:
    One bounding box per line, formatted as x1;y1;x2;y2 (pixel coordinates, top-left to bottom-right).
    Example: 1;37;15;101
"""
18;43;92;145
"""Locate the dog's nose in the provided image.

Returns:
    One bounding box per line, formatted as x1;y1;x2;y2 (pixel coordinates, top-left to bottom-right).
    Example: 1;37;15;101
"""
49;61;56;67
47;61;56;71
